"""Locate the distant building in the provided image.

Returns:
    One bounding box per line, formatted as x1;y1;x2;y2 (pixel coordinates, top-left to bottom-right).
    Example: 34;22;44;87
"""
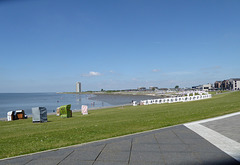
192;83;213;91
229;78;240;90
138;87;146;91
214;78;240;90
221;80;230;90
149;86;158;91
76;82;81;93
158;88;169;91
192;85;201;90
214;81;222;89
202;83;213;91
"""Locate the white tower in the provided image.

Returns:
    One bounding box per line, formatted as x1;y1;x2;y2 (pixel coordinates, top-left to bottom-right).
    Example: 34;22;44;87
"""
76;82;81;93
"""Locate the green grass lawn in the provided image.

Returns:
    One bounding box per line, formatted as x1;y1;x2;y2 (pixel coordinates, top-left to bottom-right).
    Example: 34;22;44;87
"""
1;91;240;159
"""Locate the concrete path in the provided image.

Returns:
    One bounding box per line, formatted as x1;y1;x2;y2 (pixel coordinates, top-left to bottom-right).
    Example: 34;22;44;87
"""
1;113;240;165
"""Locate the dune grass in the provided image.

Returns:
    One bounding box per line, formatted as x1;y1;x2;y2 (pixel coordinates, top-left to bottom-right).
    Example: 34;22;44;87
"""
1;91;240;159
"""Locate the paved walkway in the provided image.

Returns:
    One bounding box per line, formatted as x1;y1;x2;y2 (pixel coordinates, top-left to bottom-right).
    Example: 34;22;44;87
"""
1;113;240;165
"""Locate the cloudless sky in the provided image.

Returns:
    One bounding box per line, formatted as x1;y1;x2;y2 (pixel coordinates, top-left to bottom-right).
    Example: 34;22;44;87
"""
0;0;240;92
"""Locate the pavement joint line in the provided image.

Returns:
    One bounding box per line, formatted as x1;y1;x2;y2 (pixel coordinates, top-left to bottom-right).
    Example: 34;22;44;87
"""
56;149;75;165
92;143;107;164
153;134;166;165
185;116;240;162
171;129;202;164
24;159;33;165
127;138;133;165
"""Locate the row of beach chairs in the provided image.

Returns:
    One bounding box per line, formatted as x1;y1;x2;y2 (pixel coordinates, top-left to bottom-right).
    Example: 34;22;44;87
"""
7;104;73;123
133;94;212;106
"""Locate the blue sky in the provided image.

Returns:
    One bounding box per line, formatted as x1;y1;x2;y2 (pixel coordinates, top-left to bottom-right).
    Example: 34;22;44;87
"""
1;0;240;92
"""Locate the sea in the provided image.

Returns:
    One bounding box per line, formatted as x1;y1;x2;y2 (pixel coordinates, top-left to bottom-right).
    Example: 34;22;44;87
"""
0;93;157;119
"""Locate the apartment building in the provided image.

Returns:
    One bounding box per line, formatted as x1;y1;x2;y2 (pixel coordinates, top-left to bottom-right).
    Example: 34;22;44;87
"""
214;78;240;90
229;78;240;90
222;80;230;90
214;81;222;89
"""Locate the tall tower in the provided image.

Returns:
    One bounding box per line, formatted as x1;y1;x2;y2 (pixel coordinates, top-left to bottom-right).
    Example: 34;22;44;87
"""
76;82;81;93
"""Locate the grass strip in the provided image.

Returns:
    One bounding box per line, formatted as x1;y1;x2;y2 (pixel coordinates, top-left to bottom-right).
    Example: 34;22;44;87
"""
0;91;240;159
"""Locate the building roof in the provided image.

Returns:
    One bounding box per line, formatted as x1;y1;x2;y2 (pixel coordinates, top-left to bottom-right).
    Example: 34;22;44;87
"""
230;78;240;81
158;88;168;90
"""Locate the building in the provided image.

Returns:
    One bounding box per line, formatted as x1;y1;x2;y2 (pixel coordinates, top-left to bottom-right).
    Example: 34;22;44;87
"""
202;83;213;91
149;86;158;91
138;87;146;91
221;80;230;90
76;82;81;93
214;78;240;90
214;81;222;89
229;78;240;90
192;83;213;91
192;85;201;90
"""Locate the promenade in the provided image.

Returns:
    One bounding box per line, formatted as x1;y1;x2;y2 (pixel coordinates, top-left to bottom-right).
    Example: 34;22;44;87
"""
1;112;240;165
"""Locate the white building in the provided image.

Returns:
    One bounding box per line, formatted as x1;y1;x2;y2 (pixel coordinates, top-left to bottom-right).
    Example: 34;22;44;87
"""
229;78;240;90
202;83;213;91
192;83;213;91
76;82;81;93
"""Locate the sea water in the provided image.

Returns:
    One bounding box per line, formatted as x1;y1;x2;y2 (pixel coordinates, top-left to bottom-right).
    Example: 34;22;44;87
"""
0;93;157;119
0;93;106;118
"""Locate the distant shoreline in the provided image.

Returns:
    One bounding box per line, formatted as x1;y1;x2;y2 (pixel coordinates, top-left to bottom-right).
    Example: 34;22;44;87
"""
58;91;162;97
